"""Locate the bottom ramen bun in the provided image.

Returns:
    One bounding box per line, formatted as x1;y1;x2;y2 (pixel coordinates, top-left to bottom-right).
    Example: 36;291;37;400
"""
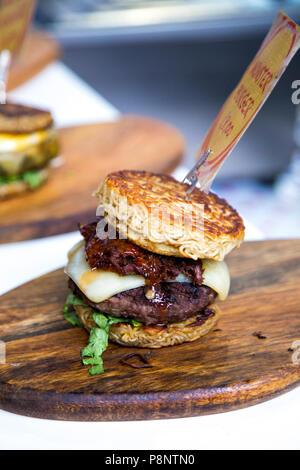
75;303;221;349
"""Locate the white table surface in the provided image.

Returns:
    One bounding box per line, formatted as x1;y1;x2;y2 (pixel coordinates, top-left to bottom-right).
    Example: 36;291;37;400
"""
9;61;120;127
0;63;299;450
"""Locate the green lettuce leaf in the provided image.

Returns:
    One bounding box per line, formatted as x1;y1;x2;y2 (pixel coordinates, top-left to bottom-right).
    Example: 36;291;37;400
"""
64;293;86;306
81;313;143;375
63;311;82;327
81;325;108;375
62;293;85;326
22;171;43;189
63;294;143;375
0;170;44;189
0;174;18;184
106;314;142;327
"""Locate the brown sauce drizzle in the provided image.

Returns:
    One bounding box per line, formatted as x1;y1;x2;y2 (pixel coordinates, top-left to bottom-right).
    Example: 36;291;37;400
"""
188;308;215;327
120;352;153;369
252;331;267;340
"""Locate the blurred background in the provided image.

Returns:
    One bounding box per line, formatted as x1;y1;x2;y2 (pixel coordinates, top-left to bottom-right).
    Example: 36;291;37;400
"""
33;0;300;238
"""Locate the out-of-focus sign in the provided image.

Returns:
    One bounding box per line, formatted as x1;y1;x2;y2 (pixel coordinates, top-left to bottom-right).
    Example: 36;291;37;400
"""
0;0;36;103
196;11;300;191
0;0;35;54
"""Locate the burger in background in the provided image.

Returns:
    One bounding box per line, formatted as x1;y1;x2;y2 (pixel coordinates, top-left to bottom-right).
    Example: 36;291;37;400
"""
0;102;59;198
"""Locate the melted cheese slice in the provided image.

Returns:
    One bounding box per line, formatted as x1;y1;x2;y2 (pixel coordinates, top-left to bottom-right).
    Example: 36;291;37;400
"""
0;129;49;153
65;241;145;303
202;258;230;300
65;240;230;303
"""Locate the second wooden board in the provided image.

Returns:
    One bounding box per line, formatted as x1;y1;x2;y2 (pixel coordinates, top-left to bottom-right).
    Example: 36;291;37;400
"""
0;116;184;243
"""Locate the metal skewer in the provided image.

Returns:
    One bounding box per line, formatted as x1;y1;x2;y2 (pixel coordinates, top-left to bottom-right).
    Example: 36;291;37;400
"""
182;149;211;200
0;50;11;105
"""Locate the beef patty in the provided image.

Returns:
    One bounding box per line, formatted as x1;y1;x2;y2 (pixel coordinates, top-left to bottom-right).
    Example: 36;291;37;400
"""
69;278;216;325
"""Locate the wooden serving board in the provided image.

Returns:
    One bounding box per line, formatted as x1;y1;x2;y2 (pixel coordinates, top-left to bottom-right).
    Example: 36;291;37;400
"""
0;116;184;243
0;239;300;421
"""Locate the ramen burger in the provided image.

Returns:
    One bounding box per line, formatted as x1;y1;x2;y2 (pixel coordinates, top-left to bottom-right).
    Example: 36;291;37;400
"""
64;170;245;374
0;102;59;198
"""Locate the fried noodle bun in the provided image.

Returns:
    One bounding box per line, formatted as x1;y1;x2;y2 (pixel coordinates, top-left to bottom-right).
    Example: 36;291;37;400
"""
74;303;221;349
94;170;245;261
0;102;53;133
